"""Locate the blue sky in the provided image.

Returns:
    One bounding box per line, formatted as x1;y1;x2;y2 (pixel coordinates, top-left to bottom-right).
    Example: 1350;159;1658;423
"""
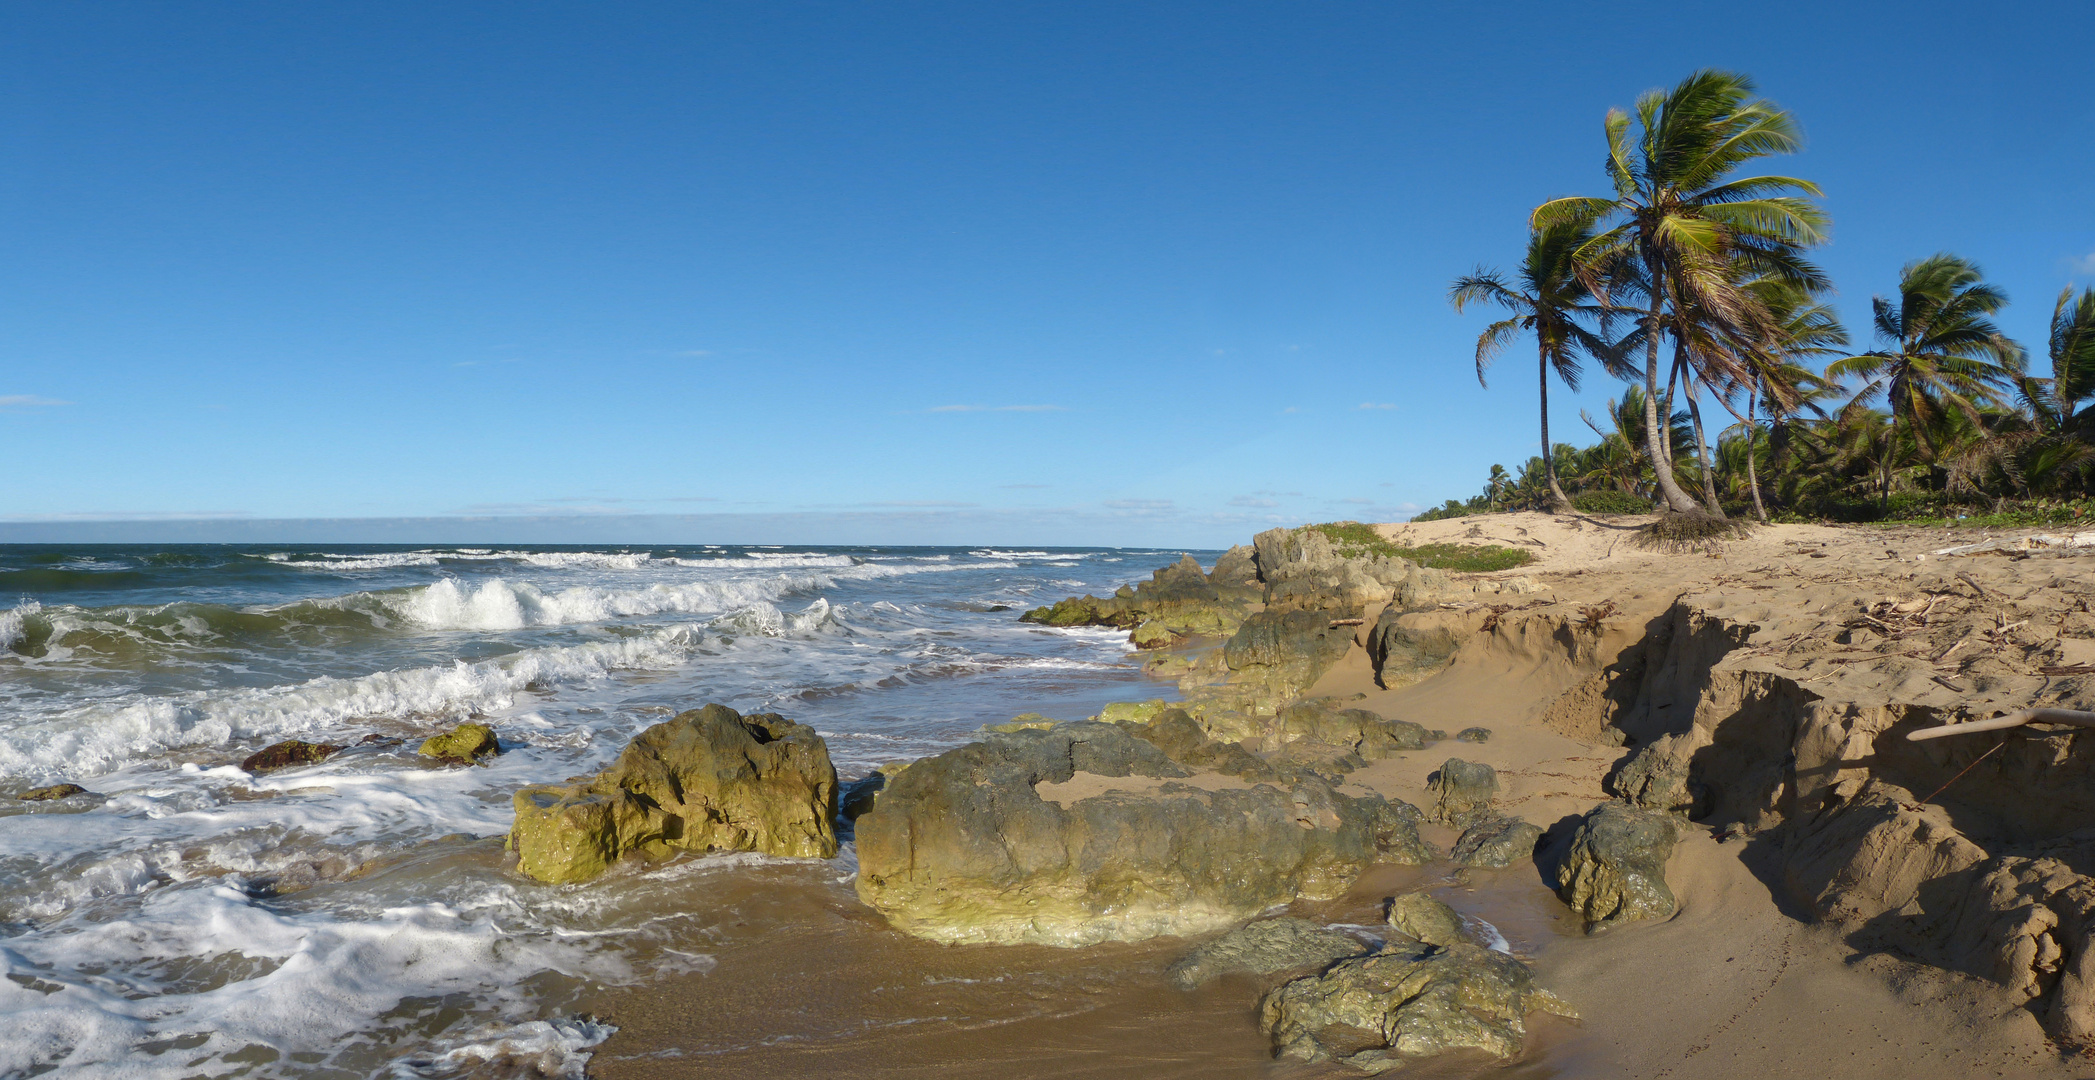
0;1;2089;546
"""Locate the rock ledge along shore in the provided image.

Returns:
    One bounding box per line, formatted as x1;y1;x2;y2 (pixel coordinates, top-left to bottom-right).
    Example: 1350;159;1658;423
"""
572;514;2095;1079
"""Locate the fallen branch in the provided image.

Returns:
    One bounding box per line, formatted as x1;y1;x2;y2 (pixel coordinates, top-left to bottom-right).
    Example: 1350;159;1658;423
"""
1956;571;1990;601
1907;708;2095;741
1328;618;1365;628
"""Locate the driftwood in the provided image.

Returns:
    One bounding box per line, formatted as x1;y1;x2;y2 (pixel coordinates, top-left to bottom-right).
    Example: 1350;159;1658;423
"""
1907;708;2095;742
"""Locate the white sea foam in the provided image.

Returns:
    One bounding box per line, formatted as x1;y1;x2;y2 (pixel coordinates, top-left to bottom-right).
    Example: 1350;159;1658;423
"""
394;1018;616;1080
0;600;36;651
0;884;629;1079
0;627;708;779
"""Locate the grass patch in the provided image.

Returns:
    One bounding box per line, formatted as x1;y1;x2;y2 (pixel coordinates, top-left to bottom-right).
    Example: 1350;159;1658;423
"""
1309;522;1534;573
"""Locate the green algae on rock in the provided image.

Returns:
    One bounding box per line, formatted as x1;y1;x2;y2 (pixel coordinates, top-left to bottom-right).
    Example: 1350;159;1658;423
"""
16;783;89;801
854;720;1429;946
508;703;838;884
1384;892;1465;948
1166;916;1367;990
1427;758;1499;827
242;739;345;773
419;723;500;764
1551;801;1680;931
1260;940;1577;1072
1021;554;1258;646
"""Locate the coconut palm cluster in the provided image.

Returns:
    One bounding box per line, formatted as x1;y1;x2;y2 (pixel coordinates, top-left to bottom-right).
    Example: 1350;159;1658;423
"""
1438;70;2095;526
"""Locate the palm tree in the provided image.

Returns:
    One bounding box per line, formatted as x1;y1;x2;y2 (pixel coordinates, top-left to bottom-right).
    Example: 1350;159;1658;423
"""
1825;254;2023;486
1451;221;1612;512
1720;279;1847;520
1535;69;1829;515
2048;285;2095;434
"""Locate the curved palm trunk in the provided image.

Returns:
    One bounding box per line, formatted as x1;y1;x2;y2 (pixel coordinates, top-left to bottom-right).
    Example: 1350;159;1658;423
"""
1540;344;1570;512
1746;382;1769;523
1684;375;1726;518
1641;285;1704;513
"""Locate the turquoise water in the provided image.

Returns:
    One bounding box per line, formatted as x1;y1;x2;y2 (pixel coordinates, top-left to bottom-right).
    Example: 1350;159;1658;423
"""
0;543;1194;1077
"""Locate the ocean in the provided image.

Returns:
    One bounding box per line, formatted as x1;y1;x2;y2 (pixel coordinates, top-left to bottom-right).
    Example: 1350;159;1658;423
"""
0;543;1195;1077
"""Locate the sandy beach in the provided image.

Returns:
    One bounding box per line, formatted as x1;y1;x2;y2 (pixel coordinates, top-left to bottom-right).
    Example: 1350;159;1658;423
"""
585;513;2095;1078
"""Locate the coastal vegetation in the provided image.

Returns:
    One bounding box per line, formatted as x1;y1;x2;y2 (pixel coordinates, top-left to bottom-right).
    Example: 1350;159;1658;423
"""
1442;68;2095;526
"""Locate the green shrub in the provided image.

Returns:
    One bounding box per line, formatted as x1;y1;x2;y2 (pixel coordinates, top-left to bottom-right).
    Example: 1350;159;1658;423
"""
1570;490;1651;515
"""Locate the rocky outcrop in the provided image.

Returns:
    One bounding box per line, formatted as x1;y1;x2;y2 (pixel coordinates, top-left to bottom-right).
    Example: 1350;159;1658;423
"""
1260;940;1577;1072
1021;555;1259;646
1252;526;1430;614
1427;758;1498;827
1270;699;1434;760
420;723;500;764
242;739;343;773
1166;917;1367;990
853;721;1430;946
1550;802;1679;931
1450;815;1543;868
1385;892;1464;947
508;704;838;884
1221;609;1353;704
16;783;88;801
1607;731;1710;818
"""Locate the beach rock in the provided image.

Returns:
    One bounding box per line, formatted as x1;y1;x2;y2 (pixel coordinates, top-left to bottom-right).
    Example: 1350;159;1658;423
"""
982;713;1059;734
1209;544;1261;589
1166;917;1367;990
838;773;887;821
508;704;838;884
1385;892;1464;947
1252;526;1417;614
420;723;500;764
16;783;88;801
1125;708;1278;781
1366;608;1467;689
1222;609;1354;703
1428;759;1498;827
1260;940;1577;1072
1607;731;1711;818
1551;802;1679;931
1021;555;1257;645
1272;699;1432;759
1450;814;1543;868
241;740;344;773
1456;727;1492;744
853;721;1430;945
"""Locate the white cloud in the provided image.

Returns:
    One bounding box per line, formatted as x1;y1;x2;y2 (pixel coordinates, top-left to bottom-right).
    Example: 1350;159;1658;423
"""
1103;498;1173;510
0;395;71;408
1281;406;1301;414
1229;496;1279;508
1357;402;1396;410
2073;251;2095;275
858;500;979;508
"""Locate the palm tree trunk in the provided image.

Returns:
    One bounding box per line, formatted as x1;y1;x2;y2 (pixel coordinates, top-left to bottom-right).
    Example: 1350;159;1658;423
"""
1683;373;1725;518
1641;284;1703;513
1746;381;1769;523
1540;344;1570;513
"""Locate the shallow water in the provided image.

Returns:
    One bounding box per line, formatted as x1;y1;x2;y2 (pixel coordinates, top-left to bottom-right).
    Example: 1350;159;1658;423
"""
0;543;1196;1077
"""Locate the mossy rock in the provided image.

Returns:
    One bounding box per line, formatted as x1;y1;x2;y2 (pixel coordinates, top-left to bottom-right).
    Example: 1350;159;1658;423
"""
420;723;500;764
242;739;345;773
982;713;1059;734
17;783;89;801
509;703;839;884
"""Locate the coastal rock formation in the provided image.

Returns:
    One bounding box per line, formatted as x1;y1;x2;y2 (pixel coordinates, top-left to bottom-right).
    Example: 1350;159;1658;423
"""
853;721;1430;945
1606;731;1711;818
1550;802;1680;931
16;783;88;801
420;723;500;764
1221;609;1354;703
1020;554;1258;646
1450;814;1544;868
1270;699;1433;759
1252;525;1432;614
508;704;838;884
1385;892;1464;947
241;739;343;773
1118;707;1278;781
1427;758;1498;827
1259;940;1577;1072
1165;917;1367;990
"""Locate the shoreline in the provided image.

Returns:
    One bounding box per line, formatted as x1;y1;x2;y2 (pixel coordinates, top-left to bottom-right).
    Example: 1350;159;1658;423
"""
582;513;2095;1077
